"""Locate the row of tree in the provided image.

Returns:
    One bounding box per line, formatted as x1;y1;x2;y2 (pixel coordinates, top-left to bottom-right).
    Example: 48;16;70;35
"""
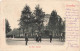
48;10;65;37
18;4;65;37
19;5;45;36
6;4;65;38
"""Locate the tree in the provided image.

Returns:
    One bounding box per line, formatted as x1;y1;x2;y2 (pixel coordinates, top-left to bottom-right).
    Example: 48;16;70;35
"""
5;19;11;34
18;28;21;37
60;20;65;32
33;5;45;34
7;28;20;38
56;15;62;37
48;10;58;34
19;5;38;37
19;4;45;37
19;5;32;34
48;10;63;37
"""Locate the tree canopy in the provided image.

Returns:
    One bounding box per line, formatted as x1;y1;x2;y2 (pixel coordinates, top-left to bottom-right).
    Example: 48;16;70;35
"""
33;5;45;33
48;10;63;35
5;19;11;34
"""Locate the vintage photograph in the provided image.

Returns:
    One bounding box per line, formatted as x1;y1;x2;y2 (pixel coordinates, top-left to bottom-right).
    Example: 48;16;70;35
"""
5;1;65;45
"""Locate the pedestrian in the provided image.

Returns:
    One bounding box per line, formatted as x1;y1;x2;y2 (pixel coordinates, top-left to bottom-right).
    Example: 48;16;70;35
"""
49;34;52;43
38;34;41;42
36;34;39;42
61;32;65;41
63;32;65;41
25;33;28;45
61;33;63;41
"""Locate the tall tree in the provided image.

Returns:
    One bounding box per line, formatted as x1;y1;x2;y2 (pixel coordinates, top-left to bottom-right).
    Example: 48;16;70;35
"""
5;19;11;34
48;10;58;34
34;5;45;34
48;10;64;37
56;15;62;36
19;5;32;33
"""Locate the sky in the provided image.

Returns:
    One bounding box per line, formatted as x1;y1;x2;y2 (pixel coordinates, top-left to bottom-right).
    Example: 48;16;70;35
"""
1;0;67;29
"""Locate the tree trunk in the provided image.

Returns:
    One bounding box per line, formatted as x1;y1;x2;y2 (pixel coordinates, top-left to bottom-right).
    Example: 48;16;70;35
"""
19;30;20;37
23;28;24;36
31;28;33;36
26;26;28;33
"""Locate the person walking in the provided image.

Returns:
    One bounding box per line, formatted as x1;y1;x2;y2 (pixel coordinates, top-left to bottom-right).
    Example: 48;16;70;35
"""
38;34;41;42
49;34;52;43
36;34;39;42
62;32;65;41
25;33;28;45
61;32;65;41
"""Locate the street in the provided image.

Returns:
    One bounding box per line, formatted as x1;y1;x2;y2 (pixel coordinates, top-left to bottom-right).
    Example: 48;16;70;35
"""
6;38;64;45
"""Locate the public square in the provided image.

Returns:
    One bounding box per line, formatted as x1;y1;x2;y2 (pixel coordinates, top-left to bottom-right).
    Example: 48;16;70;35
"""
6;2;65;46
6;38;64;45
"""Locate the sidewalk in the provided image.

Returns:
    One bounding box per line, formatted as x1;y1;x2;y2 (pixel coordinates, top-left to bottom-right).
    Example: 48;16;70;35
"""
6;38;65;45
6;38;61;41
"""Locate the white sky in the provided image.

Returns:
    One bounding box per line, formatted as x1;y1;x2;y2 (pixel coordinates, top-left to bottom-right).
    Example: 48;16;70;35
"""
1;0;67;29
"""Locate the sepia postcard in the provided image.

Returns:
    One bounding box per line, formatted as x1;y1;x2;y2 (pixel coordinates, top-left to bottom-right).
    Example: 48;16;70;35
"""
0;0;80;51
